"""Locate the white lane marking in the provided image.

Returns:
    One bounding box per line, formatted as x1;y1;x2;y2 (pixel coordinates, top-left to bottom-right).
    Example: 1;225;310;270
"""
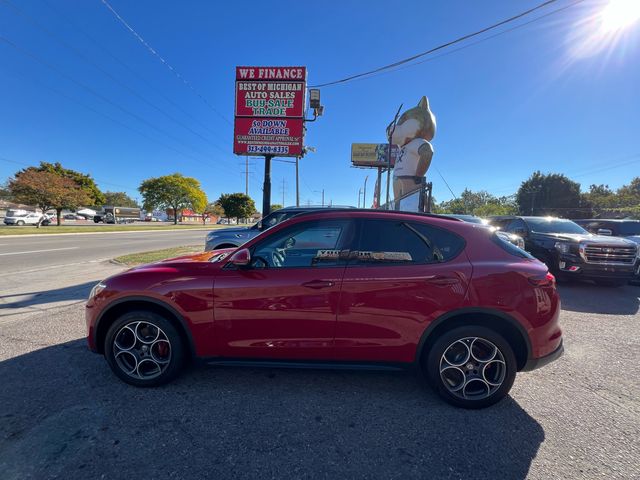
0;247;79;256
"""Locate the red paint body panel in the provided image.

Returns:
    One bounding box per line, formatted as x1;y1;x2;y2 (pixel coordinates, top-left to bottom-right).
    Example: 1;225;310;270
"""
86;212;562;369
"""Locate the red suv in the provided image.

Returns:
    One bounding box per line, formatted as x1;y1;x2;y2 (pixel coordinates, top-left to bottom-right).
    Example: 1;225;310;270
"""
86;210;563;408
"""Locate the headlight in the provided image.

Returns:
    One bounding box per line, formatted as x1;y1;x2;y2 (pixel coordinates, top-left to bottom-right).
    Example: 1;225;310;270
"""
554;242;571;254
89;282;106;299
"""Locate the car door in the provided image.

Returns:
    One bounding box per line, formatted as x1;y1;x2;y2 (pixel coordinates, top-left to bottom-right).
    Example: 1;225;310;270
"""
335;219;471;363
213;218;356;360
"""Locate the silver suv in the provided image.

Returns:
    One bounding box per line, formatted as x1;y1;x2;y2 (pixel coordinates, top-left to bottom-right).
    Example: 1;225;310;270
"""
205;207;347;251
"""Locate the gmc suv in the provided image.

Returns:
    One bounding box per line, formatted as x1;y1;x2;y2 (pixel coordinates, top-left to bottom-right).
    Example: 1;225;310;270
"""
489;216;638;286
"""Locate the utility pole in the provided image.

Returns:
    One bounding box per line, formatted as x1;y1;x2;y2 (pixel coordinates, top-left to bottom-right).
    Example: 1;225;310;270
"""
358;188;363;208
363;175;369;209
321;189;325;206
295;156;300;207
262;155;272;218
280;178;286;207
245;155;249;195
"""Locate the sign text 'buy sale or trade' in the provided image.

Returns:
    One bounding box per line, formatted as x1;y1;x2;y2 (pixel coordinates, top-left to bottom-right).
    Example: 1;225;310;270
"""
234;66;306;156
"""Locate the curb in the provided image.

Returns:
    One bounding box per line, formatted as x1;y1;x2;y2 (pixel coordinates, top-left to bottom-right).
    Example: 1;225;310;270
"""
0;227;216;239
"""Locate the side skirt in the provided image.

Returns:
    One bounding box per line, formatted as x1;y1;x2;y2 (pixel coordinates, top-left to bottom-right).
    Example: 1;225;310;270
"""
200;358;411;372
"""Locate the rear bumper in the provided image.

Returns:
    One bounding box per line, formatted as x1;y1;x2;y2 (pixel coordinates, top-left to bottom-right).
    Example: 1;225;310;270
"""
521;340;564;372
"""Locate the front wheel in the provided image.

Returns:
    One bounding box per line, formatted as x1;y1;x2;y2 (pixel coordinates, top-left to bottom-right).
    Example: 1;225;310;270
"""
16;220;25;226
104;311;186;387
424;326;517;409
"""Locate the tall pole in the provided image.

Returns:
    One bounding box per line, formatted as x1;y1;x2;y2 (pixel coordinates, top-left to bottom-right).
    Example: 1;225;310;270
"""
358;188;362;208
322;189;325;207
375;167;382;208
281;178;285;206
295;156;300;207
245;155;249;195
363;175;369;209
386;104;403;209
262;155;272;218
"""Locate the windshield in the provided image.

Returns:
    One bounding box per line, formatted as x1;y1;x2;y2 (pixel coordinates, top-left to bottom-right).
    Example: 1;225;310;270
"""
525;218;588;234
256;211;295;230
619;222;640;236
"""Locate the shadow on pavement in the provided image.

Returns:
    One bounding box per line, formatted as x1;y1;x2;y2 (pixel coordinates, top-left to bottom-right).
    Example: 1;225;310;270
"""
0;339;544;479
0;282;96;312
559;283;639;315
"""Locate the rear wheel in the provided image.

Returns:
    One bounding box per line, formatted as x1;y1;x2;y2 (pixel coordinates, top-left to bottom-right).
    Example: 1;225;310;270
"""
104;311;186;387
16;220;25;226
424;326;517;409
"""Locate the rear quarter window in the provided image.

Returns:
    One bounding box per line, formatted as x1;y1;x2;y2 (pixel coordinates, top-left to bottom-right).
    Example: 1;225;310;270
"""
492;232;536;259
410;222;466;262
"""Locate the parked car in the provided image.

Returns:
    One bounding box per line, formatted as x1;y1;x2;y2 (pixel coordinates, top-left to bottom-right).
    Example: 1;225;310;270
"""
87;209;563;409
3;212;51;226
205;206;351;251
444;214;525;249
488;216;638;286
573;218;640;284
94;206;141;224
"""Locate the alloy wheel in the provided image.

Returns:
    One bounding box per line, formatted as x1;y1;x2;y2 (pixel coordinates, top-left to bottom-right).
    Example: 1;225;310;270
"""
439;337;506;400
112;321;172;380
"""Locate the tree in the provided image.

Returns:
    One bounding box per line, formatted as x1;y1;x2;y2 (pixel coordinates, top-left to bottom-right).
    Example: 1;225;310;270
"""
33;162;105;206
216;193;256;222
9;170;91;227
516;171;587;218
139;173;207;225
438;189;516;216
103;191;139;208
270;204;284;211
0;182;12;201
205;202;225;218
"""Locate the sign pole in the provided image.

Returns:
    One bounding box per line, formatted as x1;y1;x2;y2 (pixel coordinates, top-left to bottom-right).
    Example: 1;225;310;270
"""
262;155;272;217
376;167;382;208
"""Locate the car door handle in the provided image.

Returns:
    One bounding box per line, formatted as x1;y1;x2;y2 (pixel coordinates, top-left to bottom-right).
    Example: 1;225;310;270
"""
302;280;335;289
424;275;459;286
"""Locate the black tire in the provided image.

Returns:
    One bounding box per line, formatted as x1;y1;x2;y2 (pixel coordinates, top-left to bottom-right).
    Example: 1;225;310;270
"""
104;310;186;387
424;325;517;409
16;220;25;226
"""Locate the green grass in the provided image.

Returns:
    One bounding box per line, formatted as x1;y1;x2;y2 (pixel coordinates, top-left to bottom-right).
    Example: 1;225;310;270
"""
113;245;203;266
0;224;230;235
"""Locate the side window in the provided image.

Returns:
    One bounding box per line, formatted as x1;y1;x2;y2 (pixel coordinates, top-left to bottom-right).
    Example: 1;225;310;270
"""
505;218;527;234
251;219;355;268
352;220;434;266
411;222;465;261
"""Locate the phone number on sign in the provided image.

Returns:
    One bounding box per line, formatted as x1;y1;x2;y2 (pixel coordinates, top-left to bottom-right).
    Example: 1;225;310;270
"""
247;145;290;154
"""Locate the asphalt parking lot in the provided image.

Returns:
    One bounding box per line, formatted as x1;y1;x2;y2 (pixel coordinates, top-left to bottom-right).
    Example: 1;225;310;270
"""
0;259;639;479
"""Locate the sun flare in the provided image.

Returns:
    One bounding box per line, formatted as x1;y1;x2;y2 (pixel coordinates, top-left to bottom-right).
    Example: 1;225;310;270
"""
599;0;640;33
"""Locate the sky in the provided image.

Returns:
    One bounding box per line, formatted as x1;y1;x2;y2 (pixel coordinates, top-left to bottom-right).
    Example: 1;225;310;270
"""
1;0;639;208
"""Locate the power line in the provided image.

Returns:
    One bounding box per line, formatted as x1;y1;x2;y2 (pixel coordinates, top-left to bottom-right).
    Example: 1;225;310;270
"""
40;0;225;142
0;0;229;158
0;34;236;176
310;0;582;88
337;0;586;88
0;154;137;191
99;0;232;125
0;61;230;175
434;167;458;200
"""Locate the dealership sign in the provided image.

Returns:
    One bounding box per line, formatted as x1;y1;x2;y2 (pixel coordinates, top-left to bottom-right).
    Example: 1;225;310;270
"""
351;143;401;168
234;66;306;156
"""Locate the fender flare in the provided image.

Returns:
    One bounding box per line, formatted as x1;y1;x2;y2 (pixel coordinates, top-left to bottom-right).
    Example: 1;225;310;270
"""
94;295;197;358
414;307;532;365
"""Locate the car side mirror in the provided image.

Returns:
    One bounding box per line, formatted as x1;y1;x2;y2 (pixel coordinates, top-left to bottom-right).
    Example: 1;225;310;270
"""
597;228;612;236
514;228;527;237
229;248;251;267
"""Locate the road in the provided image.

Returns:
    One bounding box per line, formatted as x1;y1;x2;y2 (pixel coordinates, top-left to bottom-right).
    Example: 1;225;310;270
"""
0;228;210;274
0;253;639;479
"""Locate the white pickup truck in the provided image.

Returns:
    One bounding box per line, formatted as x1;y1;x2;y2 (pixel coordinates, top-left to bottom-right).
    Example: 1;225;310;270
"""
3;212;52;226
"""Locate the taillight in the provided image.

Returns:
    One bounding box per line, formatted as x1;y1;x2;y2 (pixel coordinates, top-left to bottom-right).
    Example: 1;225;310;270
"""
528;272;555;287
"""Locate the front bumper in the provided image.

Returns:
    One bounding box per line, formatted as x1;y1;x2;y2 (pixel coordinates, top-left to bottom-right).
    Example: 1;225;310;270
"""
557;255;635;281
521;340;564;372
